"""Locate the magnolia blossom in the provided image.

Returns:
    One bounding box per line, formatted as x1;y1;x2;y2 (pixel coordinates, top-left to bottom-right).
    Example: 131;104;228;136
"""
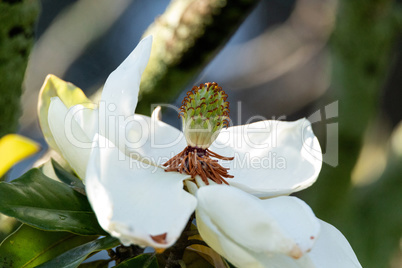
43;36;361;267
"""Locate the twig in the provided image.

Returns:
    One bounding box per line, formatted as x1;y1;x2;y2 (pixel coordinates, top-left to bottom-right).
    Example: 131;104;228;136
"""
137;0;261;115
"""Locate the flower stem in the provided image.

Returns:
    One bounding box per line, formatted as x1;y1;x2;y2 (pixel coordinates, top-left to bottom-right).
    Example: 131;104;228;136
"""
137;0;260;115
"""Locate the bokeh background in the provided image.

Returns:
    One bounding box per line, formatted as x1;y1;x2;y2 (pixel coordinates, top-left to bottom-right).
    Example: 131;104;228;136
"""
1;0;402;267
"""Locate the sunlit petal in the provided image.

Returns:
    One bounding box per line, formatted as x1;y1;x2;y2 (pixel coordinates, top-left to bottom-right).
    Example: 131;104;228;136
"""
100;36;152;126
210;118;322;197
86;134;196;248
48;97;92;179
196;185;320;267
38;74;93;153
247;220;362;267
123;108;186;166
69;104;99;142
304;220;362;267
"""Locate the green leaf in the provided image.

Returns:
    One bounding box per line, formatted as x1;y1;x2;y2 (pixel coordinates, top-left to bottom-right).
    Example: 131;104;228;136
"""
0;168;104;235
114;254;158;268
52;159;85;195
0;224;97;268
37;236;120;268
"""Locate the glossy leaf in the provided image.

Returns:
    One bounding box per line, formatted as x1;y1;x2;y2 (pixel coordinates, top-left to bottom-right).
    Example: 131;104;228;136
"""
0;224;97;268
114;254;158;268
52;159;85;194
0;134;40;178
37;236;119;268
0;168;104;235
37;74;94;154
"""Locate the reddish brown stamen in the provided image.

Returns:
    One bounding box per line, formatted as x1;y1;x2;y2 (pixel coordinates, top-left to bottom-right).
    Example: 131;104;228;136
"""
163;146;234;185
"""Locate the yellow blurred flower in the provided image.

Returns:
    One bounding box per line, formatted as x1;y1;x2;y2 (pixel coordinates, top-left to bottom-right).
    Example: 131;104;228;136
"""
0;134;40;178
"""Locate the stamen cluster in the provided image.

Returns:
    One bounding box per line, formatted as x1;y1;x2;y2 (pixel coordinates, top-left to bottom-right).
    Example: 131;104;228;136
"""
180;82;230;149
163;146;234;185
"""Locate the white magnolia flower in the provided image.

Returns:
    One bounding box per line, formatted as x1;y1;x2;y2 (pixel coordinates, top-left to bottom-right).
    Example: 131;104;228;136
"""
44;36;361;267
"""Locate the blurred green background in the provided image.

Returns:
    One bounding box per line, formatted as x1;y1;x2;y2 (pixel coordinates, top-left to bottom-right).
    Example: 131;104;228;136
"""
1;0;402;267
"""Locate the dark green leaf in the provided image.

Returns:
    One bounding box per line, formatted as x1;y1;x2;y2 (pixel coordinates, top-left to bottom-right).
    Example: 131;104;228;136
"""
37;236;120;268
115;254;158;268
0;168;104;235
52;159;85;195
0;224;97;268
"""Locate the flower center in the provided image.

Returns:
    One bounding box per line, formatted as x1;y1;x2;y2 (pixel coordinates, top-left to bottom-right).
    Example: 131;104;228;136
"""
163;146;234;185
163;82;234;185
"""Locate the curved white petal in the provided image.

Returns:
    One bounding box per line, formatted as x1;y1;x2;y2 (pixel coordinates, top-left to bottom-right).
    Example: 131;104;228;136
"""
210;118;322;197
86;134;196;248
99;36;152;147
122;109;186;166
196;185;320;267
251;220;362;267
100;36;152;120
48;97;92;179
197;211;263;268
69;104;99;142
304;220;361;268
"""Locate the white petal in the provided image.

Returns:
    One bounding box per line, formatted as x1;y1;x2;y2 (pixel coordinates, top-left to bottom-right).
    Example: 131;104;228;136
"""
258;196;321;254
210;118;322;197
304;220;362;268
196;185;320;267
256;220;362;267
185;180;198;195
48;97;92;179
85;134;196;248
69;104;99;142
197;210;263;268
100;36;152;119
122;111;186;166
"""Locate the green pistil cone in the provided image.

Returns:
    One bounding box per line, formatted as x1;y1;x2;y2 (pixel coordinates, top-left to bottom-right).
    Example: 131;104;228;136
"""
180;82;230;149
